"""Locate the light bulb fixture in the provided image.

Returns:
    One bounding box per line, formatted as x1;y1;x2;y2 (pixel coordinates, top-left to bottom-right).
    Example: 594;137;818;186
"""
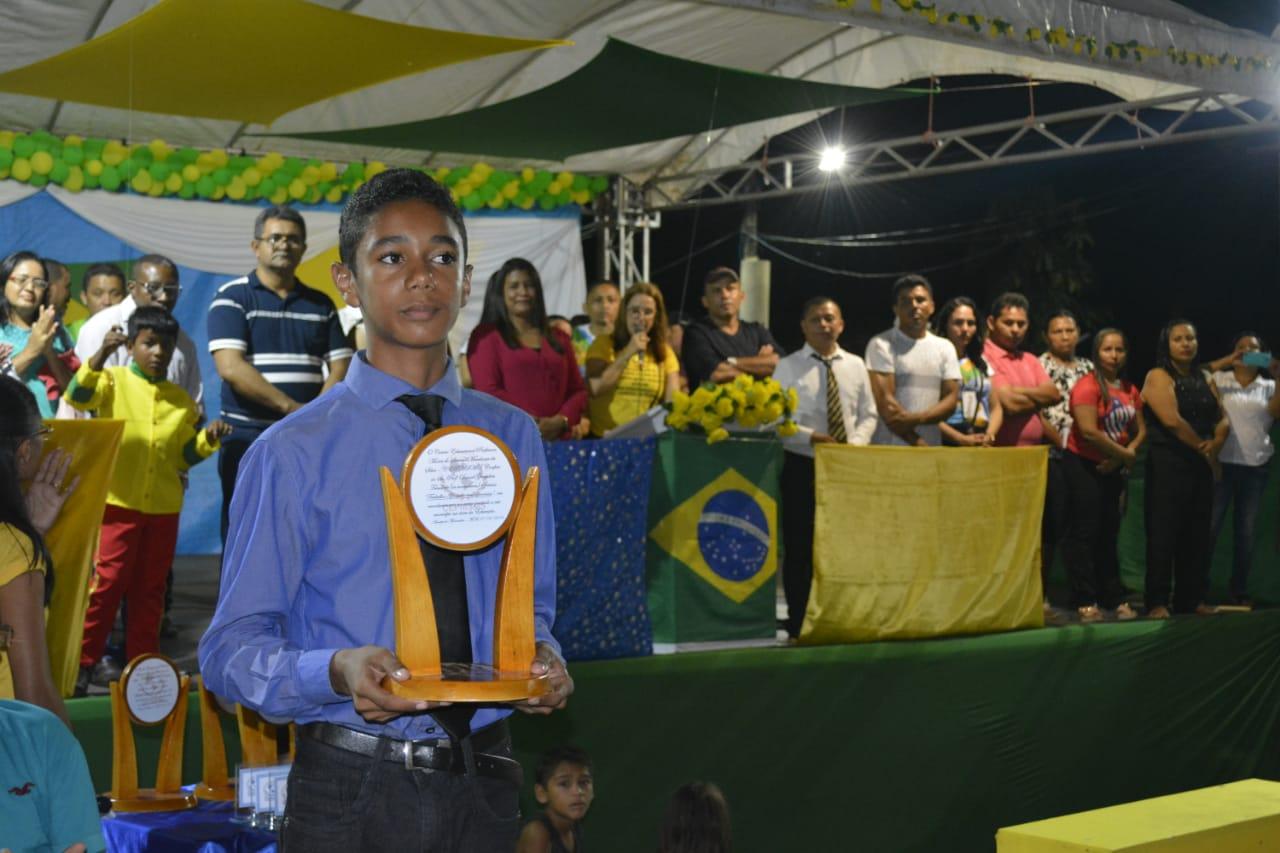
818;145;846;173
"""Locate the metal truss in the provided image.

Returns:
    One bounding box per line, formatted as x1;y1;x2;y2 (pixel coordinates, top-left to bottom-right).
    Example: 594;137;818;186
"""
644;91;1280;211
600;176;662;288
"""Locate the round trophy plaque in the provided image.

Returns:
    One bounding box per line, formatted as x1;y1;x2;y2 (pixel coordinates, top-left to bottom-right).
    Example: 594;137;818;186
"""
121;654;183;727
401;425;521;551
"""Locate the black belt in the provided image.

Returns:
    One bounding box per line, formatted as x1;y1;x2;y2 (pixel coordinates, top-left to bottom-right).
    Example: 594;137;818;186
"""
299;720;521;785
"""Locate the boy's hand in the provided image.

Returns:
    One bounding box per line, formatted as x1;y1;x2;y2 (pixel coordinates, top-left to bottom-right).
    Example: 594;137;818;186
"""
513;643;573;715
329;645;447;723
24;447;79;535
203;420;232;443
89;326;127;371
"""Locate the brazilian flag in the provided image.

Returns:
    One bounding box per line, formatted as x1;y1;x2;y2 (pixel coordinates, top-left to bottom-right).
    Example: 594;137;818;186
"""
647;432;783;647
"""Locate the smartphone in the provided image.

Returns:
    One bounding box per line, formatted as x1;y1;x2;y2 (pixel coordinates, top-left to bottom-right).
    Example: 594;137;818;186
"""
1242;351;1272;368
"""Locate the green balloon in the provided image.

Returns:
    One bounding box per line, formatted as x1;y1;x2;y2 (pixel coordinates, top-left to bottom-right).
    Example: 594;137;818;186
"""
132;147;154;166
100;166;121;191
442;168;463;187
572;175;589;192
49;161;70;183
83;139;104;160
0;149;12;169
515;191;532;206
32;138;50;153
196;176;216;198
590;175;609;193
462;192;484;211
344;162;365;182
178;182;195;200
84;172;100;190
119;158;136;178
479;184;497;202
29;174;47;188
177;146;199;164
62;146;83;166
556;190;571;205
258;178;276;198
283;156;304;176
232;155;255;169
148;162;169;181
212;167;231;185
13;136;34;158
538;196;556;210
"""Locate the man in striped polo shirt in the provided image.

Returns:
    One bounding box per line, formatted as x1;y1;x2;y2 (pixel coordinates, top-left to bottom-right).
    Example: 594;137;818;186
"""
208;206;353;540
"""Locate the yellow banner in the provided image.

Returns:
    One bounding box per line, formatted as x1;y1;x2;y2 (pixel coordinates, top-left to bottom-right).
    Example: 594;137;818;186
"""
43;420;123;696
0;0;565;124
803;445;1046;643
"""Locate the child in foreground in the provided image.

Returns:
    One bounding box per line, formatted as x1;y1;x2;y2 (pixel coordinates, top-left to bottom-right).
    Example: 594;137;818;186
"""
518;745;594;853
66;306;228;693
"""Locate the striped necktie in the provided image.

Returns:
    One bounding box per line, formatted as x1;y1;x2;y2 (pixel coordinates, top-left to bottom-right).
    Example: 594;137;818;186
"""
814;353;847;443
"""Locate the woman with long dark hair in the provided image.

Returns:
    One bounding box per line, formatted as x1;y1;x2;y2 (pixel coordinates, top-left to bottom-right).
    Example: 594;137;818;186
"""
0;251;75;417
935;297;1001;446
0;375;77;724
1063;329;1145;621
586;282;680;436
1203;331;1280;606
467;258;587;440
1141;319;1229;617
658;781;732;853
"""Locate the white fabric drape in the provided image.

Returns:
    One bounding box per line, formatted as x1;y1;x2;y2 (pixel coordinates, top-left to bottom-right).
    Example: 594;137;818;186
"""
45;185;341;274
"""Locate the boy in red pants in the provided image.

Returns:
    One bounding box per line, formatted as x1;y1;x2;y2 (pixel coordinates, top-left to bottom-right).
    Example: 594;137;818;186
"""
67;306;229;693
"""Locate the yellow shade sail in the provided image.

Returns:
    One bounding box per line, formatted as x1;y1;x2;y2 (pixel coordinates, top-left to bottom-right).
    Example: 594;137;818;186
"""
0;0;564;124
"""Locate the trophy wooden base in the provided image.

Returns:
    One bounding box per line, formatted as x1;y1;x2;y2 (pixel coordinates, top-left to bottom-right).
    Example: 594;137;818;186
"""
382;662;551;703
110;789;198;813
195;781;236;802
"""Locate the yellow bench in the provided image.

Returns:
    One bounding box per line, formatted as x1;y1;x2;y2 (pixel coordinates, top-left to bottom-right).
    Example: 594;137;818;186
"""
997;779;1280;852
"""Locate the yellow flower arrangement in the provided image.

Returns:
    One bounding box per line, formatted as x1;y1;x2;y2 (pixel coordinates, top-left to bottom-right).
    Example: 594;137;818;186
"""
666;375;800;444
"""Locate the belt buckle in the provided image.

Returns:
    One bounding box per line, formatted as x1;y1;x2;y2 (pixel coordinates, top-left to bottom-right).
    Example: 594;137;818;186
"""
402;739;415;771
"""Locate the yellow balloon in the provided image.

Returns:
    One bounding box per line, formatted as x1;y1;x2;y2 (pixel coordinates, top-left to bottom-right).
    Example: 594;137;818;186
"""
472;162;492;179
455;181;473;197
0;131;16;148
63;134;82;147
288;178;306;199
301;165;320;183
0;168;10;181
85;159;104;177
241;167;261;187
547;181;562;195
486;195;504;210
366;161;386;178
325;186;344;204
131;171;153;193
556;171;573;186
65;168;84;192
318;162;338;182
227;177;247;200
147;181;165;197
572;190;590;205
195;152;216;173
503;181;519;199
102;142;125;166
165;172;183;192
521;167;535;183
148;138;171;160
209;149;228;167
518;196;535;210
212;185;226;201
270;186;288;204
29;151;53;175
11;158;32;182
182;164;201;182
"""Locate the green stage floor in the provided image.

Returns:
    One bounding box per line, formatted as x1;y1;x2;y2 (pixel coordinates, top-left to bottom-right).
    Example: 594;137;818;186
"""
70;610;1280;852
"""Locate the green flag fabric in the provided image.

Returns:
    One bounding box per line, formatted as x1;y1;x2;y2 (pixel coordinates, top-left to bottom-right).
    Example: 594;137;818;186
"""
647;432;782;647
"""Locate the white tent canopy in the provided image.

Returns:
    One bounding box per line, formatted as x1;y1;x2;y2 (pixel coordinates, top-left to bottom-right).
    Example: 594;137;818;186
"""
0;0;1274;197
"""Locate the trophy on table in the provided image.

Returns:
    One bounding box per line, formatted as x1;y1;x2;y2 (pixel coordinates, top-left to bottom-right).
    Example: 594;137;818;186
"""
109;653;197;812
379;425;549;702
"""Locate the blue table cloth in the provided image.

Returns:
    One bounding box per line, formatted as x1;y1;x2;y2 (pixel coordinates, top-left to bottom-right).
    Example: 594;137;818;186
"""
102;801;275;853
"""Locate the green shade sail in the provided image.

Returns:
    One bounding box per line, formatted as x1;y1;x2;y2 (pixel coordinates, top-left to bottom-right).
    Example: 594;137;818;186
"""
274;39;915;161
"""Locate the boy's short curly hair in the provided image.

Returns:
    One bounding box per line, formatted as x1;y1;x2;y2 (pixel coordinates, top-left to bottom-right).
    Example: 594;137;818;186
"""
338;169;468;271
535;745;592;786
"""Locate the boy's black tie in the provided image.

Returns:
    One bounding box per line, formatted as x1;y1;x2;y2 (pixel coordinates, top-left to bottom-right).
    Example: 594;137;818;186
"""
396;392;476;765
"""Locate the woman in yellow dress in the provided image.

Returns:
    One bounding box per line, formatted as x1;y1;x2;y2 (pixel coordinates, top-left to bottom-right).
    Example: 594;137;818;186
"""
585;282;680;437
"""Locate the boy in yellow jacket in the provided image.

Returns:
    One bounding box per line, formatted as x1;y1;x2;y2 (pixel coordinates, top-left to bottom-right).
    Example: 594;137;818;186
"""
66;306;229;692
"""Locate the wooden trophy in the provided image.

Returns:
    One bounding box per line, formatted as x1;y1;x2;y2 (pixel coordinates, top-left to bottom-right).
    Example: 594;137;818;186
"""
194;676;235;801
109;653;197;812
379;424;550;701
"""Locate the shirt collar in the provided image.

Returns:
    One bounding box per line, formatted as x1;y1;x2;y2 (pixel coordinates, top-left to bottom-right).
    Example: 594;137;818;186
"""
984;337;1021;360
344;351;463;412
128;362;163;384
802;342;842;361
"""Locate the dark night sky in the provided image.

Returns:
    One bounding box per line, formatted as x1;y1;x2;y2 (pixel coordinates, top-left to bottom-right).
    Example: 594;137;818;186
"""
609;1;1280;379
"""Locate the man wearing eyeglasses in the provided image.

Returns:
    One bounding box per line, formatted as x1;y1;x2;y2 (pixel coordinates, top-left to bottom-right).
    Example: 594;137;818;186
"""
71;255;203;411
208;206;353;541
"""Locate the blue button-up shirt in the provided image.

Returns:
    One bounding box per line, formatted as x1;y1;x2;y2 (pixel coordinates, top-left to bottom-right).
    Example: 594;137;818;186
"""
198;353;559;739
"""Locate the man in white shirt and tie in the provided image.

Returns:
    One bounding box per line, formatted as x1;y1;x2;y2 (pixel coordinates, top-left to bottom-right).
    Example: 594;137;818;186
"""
773;297;878;639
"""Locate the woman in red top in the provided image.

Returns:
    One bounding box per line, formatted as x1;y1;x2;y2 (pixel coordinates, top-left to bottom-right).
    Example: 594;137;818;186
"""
1063;328;1146;622
467;258;587;441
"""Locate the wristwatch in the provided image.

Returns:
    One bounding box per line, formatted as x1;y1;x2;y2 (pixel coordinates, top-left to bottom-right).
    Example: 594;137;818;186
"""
727;356;739;367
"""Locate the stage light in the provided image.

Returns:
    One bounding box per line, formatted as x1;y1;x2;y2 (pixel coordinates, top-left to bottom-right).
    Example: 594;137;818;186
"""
818;145;846;172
